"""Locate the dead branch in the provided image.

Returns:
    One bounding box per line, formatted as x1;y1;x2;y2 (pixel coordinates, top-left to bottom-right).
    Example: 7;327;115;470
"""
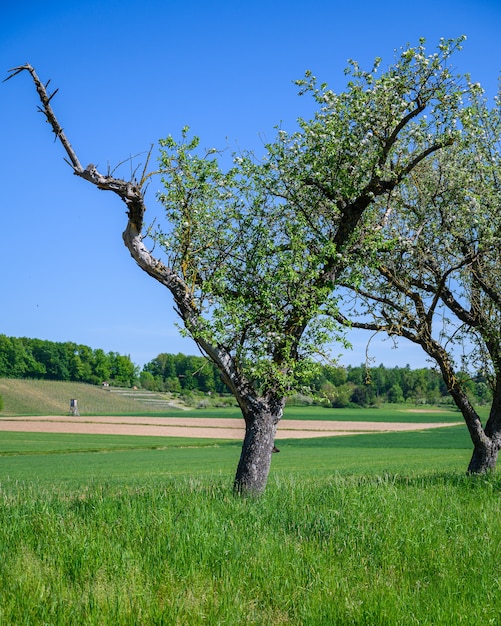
8;63;246;400
6;64;83;172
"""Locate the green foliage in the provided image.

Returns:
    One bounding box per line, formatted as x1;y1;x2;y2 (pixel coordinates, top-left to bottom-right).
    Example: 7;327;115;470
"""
329;48;501;461
0;335;139;386
143;38;469;400
352;87;501;378
154;131;340;393
141;353;461;406
388;382;405;403
143;352;226;393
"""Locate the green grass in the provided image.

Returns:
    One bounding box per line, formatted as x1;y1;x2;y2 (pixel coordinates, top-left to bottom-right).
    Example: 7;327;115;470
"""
0;378;186;415
1;381;496;624
0;421;473;485
0;430;231;456
0;399;474;482
282;404;468;422
0;474;499;625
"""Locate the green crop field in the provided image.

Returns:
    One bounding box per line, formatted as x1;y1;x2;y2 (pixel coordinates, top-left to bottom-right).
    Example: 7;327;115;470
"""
0;422;473;485
0;382;498;624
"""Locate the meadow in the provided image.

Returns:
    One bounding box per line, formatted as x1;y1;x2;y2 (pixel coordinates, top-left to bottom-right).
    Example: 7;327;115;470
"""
1;470;499;625
0;385;499;624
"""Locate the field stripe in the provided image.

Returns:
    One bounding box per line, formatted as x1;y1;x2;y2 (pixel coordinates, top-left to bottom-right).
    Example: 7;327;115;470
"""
0;416;462;440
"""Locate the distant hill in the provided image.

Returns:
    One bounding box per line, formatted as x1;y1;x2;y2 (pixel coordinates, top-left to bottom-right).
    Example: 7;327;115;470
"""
0;379;189;416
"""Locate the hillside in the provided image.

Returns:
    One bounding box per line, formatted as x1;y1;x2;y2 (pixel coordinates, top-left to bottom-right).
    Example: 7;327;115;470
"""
0;379;189;416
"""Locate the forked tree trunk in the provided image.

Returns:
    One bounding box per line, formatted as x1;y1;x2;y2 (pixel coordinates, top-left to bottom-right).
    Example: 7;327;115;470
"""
467;395;501;473
234;397;284;495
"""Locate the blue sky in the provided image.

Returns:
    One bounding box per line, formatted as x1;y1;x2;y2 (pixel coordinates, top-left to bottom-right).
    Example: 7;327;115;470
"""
1;0;500;369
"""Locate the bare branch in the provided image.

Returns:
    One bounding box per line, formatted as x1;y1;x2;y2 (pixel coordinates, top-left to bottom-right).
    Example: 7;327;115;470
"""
7;64;83;172
3;65;27;82
9;63;252;405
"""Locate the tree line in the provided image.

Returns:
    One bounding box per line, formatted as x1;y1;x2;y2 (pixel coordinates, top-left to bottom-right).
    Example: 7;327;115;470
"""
1;334;490;408
0;335;138;387
141;354;491;408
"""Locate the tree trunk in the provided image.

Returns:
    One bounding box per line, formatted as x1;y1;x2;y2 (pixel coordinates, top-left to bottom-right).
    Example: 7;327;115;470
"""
467;438;499;474
468;394;501;473
428;349;500;474
234;397;284;495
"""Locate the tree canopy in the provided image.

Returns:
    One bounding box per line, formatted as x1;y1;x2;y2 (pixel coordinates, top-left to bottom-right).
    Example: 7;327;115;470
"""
333;61;501;472
0;335;138;386
10;36;477;492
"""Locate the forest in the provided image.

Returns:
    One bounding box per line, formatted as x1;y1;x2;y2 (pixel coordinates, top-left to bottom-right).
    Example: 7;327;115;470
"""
0;335;138;387
0;335;490;408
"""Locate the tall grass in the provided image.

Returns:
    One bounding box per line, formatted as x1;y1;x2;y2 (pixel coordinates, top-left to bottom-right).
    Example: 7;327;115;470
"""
0;383;495;623
1;473;500;625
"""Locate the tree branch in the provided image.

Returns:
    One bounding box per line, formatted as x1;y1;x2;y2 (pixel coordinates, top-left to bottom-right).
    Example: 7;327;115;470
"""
9;63;260;408
380;98;425;163
6;64;83;172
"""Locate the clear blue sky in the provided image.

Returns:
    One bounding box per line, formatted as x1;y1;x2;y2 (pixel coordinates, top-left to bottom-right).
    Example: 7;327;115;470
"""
1;0;500;369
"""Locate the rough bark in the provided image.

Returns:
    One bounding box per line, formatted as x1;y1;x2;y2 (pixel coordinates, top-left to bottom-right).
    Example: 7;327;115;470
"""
467;441;498;474
470;381;501;473
234;396;285;495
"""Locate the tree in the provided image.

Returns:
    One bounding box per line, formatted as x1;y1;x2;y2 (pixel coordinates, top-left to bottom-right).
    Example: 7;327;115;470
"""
388;383;404;404
92;349;111;384
9;38;466;492
139;370;158;391
109;352;138;387
0;335;44;378
333;68;501;472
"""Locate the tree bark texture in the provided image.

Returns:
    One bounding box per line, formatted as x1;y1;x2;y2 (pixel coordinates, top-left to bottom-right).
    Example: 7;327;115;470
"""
469;382;501;473
234;396;284;495
432;344;501;474
467;441;499;474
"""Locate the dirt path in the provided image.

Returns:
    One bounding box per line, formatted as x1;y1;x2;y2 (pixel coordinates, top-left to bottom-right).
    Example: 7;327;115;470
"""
0;415;462;440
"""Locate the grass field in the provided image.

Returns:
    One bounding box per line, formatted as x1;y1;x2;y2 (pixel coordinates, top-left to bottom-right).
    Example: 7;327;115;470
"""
0;420;473;485
0;378;186;415
0;381;499;624
0;471;499;625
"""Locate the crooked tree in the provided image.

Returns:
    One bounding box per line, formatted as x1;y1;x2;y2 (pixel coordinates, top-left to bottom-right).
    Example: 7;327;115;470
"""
333;71;501;473
8;37;467;492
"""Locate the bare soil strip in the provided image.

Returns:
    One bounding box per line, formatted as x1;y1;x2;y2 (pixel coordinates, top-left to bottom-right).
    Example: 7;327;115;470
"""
0;416;462;440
